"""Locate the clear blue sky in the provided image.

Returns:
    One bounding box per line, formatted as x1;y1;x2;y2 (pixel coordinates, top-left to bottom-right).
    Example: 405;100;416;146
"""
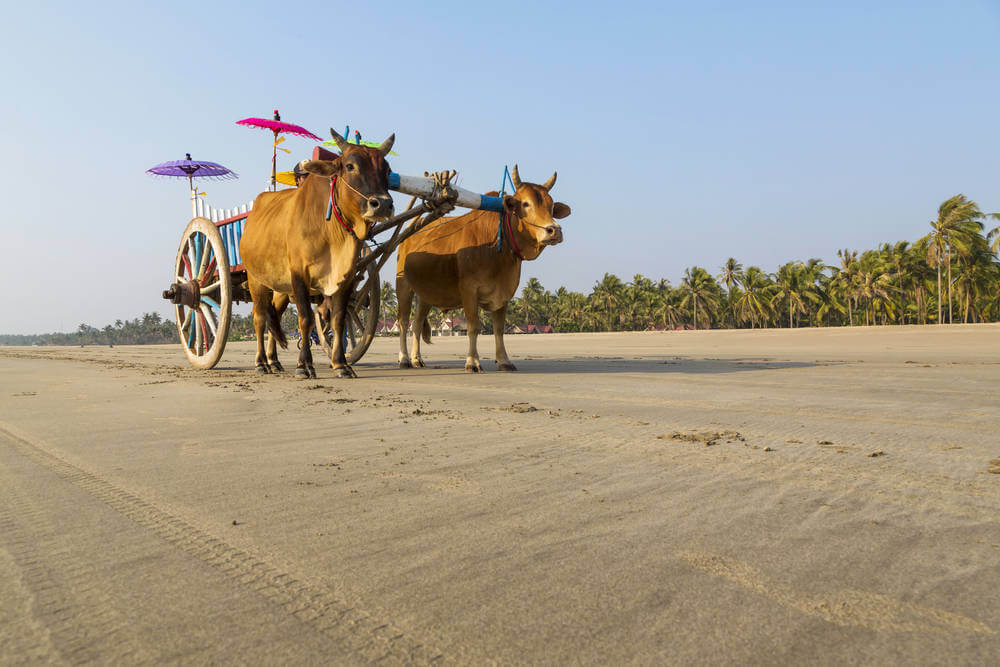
2;1;998;335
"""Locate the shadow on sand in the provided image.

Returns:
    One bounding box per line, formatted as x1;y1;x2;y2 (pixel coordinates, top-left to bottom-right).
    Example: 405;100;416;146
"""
348;356;823;377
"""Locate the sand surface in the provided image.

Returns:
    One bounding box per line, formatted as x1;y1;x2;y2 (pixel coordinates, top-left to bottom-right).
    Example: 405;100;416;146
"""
2;325;999;664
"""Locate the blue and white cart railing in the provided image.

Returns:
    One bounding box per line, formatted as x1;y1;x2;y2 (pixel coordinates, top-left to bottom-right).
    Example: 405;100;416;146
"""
163;170;498;370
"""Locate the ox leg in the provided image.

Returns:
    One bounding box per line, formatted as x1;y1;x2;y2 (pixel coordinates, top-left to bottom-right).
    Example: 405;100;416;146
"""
491;305;517;371
328;288;356;378
290;276;316;379
267;293;289;372
462;293;483;373
396;276;414;369
318;297;334;368
410;299;431;368
248;276;272;374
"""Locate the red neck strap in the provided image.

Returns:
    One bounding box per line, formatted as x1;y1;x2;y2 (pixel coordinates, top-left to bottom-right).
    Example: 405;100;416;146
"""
503;210;524;260
329;175;356;238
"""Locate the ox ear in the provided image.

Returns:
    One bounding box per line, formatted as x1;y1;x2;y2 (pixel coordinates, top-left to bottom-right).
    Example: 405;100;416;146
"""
302;158;341;177
502;195;520;213
552;202;571;219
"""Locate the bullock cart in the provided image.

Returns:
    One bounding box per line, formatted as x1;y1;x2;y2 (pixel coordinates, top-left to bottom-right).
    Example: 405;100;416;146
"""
162;171;503;370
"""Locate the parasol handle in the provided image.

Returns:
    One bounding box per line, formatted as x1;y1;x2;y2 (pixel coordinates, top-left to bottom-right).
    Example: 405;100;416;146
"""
270;129;279;191
388;173;504;212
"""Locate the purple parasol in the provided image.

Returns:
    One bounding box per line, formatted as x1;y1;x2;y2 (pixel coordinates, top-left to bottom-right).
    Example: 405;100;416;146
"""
236;110;321;190
146;153;238;192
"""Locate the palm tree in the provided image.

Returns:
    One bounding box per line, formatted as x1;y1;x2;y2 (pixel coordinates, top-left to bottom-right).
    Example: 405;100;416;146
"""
924;195;988;324
380;281;398;321
988;214;1000;257
902;238;934;324
644;279;677;329
625;274;658;329
555;290;588;331
591;273;625;330
734;266;772;328
854;252;895;325
833;249;859;325
770;261;816;328
811;275;844;327
878;241;909;324
680;266;720;330
520;277;545;324
717;258;743;327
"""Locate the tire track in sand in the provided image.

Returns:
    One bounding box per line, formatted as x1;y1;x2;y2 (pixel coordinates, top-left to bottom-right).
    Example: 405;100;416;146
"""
0;424;447;665
0;460;151;665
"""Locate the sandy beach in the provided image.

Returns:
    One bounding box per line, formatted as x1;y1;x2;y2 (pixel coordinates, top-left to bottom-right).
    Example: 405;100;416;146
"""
2;325;999;664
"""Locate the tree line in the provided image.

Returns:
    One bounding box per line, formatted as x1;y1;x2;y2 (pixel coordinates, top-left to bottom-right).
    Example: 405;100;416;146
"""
5;194;998;345
379;194;1000;332
1;313;178;346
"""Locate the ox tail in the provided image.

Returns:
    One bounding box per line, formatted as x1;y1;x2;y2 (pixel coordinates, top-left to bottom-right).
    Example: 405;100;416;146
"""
421;319;432;344
267;303;288;349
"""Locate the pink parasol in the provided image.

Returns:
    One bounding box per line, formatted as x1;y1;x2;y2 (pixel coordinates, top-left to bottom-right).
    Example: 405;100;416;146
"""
236;110;321;190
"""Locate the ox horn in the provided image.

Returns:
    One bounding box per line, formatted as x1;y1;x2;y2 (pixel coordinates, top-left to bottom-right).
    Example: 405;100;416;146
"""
329;127;350;152
378;133;395;157
511;164;522;190
542;171;557;191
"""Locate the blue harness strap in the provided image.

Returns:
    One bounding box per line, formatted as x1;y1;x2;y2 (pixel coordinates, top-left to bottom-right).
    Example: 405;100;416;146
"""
501;165;516;194
495;165;515;252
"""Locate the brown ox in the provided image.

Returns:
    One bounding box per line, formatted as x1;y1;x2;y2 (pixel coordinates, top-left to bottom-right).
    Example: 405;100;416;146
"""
240;129;395;378
396;166;570;372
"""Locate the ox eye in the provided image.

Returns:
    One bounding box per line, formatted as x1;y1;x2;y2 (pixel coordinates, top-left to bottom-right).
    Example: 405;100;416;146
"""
346;163;356;172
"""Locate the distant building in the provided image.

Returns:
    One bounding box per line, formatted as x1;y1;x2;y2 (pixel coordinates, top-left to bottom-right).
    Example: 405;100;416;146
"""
376;320;399;336
509;324;553;334
437;316;468;336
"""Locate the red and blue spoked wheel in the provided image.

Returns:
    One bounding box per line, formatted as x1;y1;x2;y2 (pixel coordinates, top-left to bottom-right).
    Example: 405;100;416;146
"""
167;217;232;369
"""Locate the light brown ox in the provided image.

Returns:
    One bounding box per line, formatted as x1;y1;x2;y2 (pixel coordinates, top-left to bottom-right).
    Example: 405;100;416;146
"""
396;166;570;372
240;129;395;378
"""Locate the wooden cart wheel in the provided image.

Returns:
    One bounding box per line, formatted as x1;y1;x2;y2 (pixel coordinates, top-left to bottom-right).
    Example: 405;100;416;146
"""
314;256;380;365
171;217;232;369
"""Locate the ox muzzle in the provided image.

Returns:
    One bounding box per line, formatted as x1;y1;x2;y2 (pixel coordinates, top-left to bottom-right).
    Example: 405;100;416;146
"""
364;194;394;221
543;223;563;246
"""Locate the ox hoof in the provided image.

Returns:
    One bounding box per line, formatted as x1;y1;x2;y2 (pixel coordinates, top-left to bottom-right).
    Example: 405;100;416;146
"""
335;366;358;379
269;360;285;372
399;360;413;369
295;366;311;379
308;365;317;379
465;363;483;373
498;362;518;372
255;364;271;375
413;359;425;368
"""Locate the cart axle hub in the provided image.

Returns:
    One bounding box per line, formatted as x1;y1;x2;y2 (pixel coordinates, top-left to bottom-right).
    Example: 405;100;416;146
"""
162;280;201;308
